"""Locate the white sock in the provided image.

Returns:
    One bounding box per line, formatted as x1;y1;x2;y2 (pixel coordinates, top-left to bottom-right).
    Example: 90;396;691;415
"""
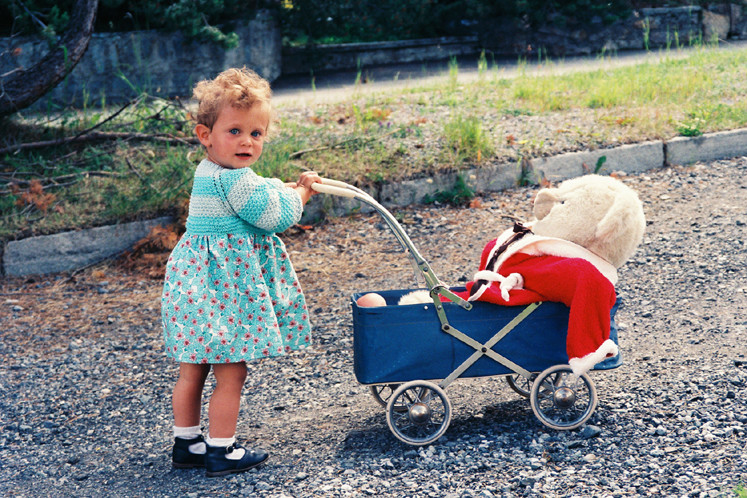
174;425;205;454
173;425;202;439
206;435;245;460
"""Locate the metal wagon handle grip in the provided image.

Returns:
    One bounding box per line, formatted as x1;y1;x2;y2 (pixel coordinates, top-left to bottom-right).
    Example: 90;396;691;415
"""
310;181;358;198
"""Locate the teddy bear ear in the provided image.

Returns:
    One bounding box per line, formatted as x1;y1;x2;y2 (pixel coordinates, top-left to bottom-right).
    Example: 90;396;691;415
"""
533;189;559;220
594;194;641;267
594;195;626;241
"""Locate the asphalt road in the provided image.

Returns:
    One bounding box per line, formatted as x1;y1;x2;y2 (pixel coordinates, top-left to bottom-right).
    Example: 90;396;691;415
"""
272;39;747;105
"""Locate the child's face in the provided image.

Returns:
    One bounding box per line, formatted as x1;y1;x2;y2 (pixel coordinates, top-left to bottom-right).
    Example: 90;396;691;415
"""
195;103;270;169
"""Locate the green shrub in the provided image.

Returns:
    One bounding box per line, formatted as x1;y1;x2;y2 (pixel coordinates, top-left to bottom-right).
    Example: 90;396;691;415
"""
0;0;272;47
1;1;713;49
423;174;475;206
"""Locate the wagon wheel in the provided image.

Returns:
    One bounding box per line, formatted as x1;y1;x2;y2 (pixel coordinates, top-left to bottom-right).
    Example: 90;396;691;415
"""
505;374;533;398
506;372;561;399
370;384;431;412
386;381;451;446
370;384;401;409
530;365;597;430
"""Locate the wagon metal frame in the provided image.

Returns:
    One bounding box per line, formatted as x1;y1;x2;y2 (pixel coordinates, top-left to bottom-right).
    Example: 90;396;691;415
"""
312;179;620;445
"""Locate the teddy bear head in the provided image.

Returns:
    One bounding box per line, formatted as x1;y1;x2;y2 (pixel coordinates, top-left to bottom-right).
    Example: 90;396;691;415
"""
531;174;646;268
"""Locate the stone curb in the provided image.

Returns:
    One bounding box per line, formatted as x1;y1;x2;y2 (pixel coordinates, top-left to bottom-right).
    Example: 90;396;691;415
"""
4;129;746;277
3;217;173;277
666;128;747;166
530;140;665;182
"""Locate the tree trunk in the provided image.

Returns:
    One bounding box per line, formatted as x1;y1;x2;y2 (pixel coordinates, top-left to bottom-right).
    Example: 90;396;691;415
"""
0;0;99;116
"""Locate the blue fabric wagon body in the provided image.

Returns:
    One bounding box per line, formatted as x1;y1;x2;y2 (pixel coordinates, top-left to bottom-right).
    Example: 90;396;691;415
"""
351;288;622;385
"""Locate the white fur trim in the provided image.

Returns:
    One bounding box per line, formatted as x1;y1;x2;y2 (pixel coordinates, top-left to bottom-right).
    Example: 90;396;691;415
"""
485;228;618;286
518;238;618;285
467;271;525;302
500;272;524;301
568;339;619;377
473;270;506;283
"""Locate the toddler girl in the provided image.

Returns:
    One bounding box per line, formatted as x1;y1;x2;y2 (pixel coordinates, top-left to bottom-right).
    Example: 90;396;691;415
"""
161;67;320;477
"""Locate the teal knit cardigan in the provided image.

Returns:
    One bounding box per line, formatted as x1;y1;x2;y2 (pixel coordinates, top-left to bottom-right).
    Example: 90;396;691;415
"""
185;160;303;235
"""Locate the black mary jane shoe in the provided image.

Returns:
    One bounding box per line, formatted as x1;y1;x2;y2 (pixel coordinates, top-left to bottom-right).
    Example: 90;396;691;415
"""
205;442;269;477
172;435;206;469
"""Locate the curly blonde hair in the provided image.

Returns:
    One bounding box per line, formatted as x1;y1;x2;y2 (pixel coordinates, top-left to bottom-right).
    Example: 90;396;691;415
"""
192;67;273;131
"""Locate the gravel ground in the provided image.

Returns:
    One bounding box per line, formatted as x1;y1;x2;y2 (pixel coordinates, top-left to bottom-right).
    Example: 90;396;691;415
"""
1;158;746;497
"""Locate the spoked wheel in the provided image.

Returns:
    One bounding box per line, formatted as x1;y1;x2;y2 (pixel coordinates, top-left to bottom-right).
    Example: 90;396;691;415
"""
530;365;597;430
370;384;402;410
386;381;452;446
370;384;431;413
506;372;561;398
505;374;533;398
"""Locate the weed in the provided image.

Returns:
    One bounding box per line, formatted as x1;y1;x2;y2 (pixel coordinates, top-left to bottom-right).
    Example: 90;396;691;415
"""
642;17;651;51
477;51;488;79
448;56;459;90
423;174;475;206
517;155;542;186
442;114;492;164
594;155;607;174
502;107;534;117
675;117;705;137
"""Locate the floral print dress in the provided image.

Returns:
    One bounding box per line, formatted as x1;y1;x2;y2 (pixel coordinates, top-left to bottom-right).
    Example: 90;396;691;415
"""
161;160;311;363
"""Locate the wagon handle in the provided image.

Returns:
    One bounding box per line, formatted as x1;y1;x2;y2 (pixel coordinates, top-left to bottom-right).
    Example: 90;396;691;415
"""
310;179;427;282
310;179;471;310
310;181;359;198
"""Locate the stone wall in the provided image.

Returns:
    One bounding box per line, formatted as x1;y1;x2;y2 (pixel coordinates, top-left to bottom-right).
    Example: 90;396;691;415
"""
0;10;281;107
282;36;479;76
480;4;747;58
282;4;747;76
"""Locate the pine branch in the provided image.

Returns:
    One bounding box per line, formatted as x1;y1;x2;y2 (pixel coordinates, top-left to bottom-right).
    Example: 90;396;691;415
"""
288;127;402;159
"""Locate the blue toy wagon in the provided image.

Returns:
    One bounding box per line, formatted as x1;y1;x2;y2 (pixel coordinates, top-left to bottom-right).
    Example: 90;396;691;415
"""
313;180;622;446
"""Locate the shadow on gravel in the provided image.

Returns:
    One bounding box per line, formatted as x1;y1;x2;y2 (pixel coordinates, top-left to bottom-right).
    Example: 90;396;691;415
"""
340;398;539;453
341;414;401;453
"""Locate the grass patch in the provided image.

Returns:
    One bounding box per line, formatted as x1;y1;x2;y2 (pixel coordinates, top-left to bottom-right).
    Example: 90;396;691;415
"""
3;43;747;242
442;114;493;165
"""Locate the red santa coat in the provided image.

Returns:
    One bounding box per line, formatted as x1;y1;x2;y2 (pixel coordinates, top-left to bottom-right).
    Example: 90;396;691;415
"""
453;223;620;377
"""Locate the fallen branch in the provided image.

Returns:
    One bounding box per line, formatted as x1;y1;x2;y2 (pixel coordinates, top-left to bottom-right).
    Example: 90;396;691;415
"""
0;131;198;155
289;127;403;159
71;98;136;141
125;157;146;182
0;170;125;194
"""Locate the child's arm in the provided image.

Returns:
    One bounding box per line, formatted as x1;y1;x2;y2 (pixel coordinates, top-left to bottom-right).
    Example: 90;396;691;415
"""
219;169;309;233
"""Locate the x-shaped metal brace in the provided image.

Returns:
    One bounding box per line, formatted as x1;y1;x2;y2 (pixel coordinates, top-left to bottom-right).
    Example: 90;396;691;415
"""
433;301;543;390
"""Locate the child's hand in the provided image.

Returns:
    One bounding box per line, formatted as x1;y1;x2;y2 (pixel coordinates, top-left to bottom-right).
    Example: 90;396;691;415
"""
297;171;321;189
294;171;321;204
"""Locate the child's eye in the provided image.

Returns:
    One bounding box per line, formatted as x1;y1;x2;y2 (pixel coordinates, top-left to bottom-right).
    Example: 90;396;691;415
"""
251;130;262;138
229;128;240;135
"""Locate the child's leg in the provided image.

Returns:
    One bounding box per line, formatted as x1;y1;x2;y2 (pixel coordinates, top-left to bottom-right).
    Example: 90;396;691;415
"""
171;363;210;469
204;362;268;476
208;362;248;438
172;363;211;427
